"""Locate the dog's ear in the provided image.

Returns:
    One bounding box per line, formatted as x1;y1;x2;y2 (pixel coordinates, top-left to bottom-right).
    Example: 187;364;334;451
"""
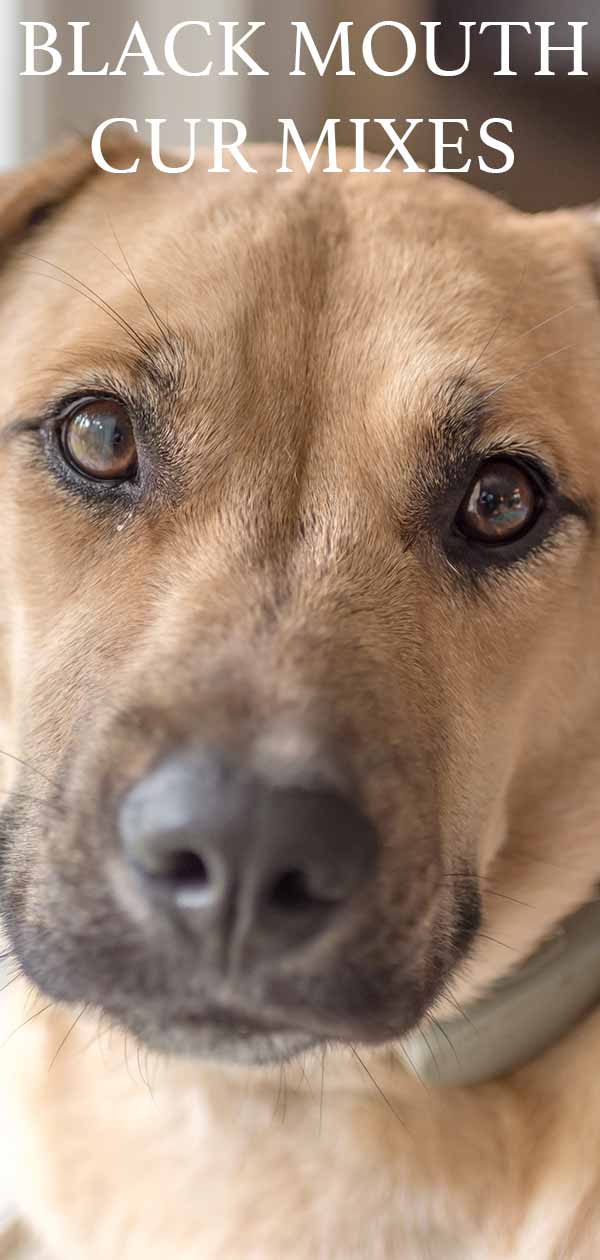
562;203;600;281
580;204;600;269
0;132;144;260
535;203;600;320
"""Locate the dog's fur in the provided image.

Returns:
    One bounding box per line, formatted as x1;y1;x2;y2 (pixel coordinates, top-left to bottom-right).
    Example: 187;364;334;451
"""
1;138;600;1258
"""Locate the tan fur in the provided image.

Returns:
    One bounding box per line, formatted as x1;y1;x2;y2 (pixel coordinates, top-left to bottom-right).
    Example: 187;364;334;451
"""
1;138;600;1257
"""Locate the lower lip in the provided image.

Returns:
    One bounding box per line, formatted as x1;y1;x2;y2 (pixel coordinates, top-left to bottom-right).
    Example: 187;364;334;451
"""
177;1011;293;1038
163;1014;319;1061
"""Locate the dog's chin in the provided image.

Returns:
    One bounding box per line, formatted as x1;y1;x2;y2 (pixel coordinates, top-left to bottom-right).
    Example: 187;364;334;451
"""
170;1024;319;1066
109;993;429;1066
124;1011;320;1065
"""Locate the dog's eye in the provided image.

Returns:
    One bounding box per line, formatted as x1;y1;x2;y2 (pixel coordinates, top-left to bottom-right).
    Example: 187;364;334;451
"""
456;461;540;544
61;400;137;482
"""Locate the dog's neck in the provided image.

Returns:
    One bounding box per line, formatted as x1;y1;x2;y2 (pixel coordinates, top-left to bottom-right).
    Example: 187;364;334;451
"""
425;737;600;1088
401;896;600;1087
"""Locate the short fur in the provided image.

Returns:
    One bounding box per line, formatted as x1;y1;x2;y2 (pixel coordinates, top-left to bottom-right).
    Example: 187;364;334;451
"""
1;138;600;1258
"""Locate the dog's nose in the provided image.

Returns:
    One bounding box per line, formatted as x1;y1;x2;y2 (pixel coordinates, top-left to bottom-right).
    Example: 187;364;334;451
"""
118;747;378;959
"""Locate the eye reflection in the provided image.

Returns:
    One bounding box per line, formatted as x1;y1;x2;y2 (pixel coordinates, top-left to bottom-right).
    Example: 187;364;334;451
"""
61;400;137;481
457;461;540;544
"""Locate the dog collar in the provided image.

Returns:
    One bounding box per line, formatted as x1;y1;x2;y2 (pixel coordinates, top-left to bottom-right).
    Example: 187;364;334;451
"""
400;897;600;1087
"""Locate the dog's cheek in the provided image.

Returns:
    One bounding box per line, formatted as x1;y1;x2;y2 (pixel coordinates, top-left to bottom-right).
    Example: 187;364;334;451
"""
5;478;157;751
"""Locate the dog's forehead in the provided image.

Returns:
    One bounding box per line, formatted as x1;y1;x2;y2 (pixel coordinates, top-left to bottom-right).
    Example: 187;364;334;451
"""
3;163;598;499
112;167;529;376
9;163;531;364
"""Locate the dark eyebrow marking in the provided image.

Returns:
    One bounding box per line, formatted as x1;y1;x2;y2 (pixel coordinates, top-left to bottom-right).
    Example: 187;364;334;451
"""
418;376;490;487
134;333;188;402
0;332;188;449
426;374;566;489
397;374;594;551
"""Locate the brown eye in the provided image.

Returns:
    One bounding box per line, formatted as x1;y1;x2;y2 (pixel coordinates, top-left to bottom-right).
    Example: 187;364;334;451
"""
61;399;137;482
456;461;540;544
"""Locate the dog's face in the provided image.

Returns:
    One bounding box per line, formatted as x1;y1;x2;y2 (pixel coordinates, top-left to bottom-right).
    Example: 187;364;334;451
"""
1;142;599;1064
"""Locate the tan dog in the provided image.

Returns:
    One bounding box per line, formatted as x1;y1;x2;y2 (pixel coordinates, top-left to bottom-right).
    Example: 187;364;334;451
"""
1;137;600;1259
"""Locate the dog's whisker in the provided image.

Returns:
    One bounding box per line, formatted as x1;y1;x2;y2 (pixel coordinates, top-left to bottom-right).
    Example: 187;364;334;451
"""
481;889;534;909
477;932;518;953
467;306;514;382
88;239;155;320
395;1038;430;1092
2;1000;55;1048
87;1012;124;1069
0;789;64;814
0;748;60;790
442;990;478;1033
272;1063;288;1125
417;1026;440;1080
427;1015;461;1068
137;1045;156;1103
350;1045;406;1125
22;256;154;358
26;251;156;356
281;1065;288;1124
507;298;592;347
465;259;529;381
0;970;22;996
440;876;533;909
135;1041;145;1088
480;342;576;405
23;268;144;351
464;257;587;394
103;211;174;347
92;238;173;353
48;1005;88;1073
122;1031;142;1091
295;1057;313;1096
135;1039;154;1099
77;1013;107;1058
147;1049;161;1096
319;1046;326;1136
502;849;581;874
272;1063;284;1124
21;982;38;1016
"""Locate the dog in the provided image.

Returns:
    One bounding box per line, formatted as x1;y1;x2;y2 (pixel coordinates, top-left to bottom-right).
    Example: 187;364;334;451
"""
1;135;600;1259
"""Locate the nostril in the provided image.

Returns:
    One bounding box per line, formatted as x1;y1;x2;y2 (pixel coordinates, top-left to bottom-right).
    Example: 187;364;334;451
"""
268;869;337;914
156;849;209;887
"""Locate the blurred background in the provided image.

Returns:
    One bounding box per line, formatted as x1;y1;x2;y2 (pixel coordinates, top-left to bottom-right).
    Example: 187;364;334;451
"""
2;0;600;210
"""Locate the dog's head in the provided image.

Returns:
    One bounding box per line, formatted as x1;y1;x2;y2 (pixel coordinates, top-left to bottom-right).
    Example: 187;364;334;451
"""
0;139;599;1064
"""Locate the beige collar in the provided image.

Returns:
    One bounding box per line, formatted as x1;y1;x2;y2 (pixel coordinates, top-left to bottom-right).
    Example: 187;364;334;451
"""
401;898;600;1087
